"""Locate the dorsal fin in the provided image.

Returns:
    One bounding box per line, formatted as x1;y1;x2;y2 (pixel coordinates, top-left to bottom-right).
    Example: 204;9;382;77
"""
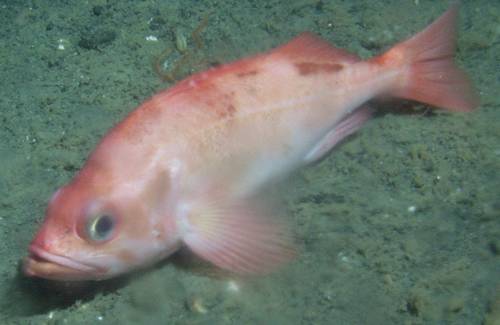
272;32;360;64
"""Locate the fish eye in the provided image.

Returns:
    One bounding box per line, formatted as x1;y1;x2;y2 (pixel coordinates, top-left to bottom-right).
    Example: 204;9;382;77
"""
87;214;115;242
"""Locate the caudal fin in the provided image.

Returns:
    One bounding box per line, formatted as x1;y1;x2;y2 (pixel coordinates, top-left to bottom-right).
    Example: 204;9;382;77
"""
374;3;479;112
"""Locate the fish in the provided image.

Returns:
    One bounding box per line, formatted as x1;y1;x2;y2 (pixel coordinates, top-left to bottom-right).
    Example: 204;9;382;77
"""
23;4;478;281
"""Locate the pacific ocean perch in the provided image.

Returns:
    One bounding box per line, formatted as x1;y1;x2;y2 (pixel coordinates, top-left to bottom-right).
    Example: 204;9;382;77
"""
24;4;478;281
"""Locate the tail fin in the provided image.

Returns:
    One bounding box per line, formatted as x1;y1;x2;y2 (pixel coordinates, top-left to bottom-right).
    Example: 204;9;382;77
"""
374;3;479;112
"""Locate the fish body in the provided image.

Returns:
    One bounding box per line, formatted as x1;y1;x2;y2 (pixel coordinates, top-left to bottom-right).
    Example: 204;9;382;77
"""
24;5;478;280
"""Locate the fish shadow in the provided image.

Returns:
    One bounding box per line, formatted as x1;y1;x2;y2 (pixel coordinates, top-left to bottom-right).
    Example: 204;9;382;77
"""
2;249;221;317
2;264;128;317
372;99;438;117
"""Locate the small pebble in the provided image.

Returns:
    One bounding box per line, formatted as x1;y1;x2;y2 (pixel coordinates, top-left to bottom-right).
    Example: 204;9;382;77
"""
186;296;208;314
175;29;188;53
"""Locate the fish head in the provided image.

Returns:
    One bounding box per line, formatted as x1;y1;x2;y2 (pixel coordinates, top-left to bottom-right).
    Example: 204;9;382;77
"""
23;172;176;281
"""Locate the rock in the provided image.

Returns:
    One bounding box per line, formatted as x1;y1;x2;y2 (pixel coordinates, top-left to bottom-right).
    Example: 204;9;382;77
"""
78;29;117;50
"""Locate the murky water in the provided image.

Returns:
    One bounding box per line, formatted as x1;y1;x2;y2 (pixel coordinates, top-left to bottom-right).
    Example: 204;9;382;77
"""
0;0;498;324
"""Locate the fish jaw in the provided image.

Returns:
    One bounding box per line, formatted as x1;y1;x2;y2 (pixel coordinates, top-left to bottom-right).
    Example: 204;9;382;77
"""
23;244;107;281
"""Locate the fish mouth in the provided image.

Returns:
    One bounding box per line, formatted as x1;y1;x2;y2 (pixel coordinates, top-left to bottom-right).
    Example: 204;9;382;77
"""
23;245;106;281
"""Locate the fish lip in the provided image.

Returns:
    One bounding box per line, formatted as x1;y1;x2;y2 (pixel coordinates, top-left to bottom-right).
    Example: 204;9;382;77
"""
24;245;106;280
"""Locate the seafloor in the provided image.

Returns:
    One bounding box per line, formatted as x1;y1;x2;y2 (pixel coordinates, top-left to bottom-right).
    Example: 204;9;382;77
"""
0;0;498;324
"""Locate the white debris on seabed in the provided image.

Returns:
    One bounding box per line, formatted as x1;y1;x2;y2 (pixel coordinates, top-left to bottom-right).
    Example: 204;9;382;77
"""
336;251;357;271
337;251;350;263
407;206;417;213
226;280;240;293
57;38;69;50
47;311;54;319
145;35;158;42
97;315;103;321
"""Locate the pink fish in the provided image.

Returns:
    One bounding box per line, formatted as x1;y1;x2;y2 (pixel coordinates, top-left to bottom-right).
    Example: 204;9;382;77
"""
24;4;478;280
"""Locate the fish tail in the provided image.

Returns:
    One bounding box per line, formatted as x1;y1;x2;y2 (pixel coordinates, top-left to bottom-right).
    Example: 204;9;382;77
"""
373;3;479;112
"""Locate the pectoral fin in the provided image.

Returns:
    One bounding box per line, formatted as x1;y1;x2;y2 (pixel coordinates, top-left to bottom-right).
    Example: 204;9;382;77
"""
178;196;295;275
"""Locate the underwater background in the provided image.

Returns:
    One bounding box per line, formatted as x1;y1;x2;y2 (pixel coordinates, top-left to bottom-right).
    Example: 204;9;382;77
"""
0;0;498;324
